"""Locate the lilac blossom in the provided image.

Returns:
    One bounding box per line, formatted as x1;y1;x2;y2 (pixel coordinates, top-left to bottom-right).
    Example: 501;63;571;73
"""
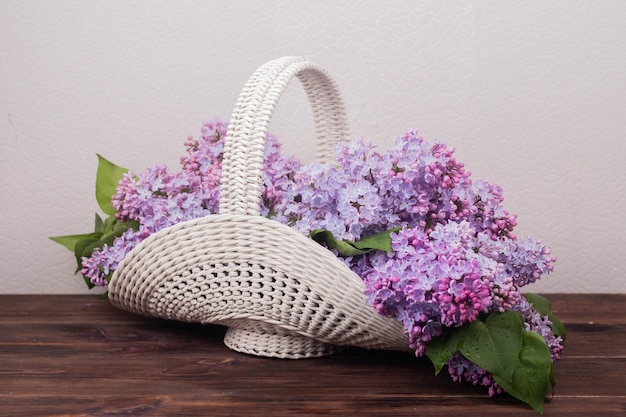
515;296;565;362
80;229;141;287
446;351;503;397
82;119;301;286
80;121;561;398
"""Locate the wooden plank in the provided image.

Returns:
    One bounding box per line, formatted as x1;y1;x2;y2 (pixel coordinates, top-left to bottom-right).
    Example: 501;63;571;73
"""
547;293;626;324
1;294;625;416
2;383;625;416
2;352;625;396
2;294;625;324
2;316;624;358
0;294;148;324
1;324;624;369
6;394;612;417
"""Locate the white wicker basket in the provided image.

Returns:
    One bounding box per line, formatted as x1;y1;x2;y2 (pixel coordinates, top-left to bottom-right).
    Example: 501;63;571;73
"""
108;56;409;358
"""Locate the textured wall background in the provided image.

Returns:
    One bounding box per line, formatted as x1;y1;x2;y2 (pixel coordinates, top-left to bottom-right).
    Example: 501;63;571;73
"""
1;0;625;294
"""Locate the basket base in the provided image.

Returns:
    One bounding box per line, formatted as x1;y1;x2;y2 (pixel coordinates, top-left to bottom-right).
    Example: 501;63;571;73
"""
223;327;344;359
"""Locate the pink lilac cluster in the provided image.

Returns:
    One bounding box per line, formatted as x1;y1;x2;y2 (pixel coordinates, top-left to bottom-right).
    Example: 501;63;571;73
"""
80;121;560;396
80;120;301;286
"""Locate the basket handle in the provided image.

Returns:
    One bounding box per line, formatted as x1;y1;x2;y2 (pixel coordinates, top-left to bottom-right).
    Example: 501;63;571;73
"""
219;56;349;216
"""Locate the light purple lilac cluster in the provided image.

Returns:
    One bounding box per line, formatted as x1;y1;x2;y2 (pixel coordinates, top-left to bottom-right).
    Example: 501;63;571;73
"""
272;131;517;242
80;120;561;396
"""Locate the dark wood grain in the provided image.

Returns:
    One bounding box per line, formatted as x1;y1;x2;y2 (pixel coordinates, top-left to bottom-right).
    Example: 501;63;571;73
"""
1;294;624;416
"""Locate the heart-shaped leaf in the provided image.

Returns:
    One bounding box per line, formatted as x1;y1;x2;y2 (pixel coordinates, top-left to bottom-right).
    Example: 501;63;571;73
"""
425;310;553;413
425;324;468;374
499;331;553;414
459;311;524;383
96;154;128;215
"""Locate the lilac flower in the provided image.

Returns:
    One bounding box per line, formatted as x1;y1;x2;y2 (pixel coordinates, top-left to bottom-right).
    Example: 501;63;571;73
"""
79;120;561;400
514;296;565;362
502;237;556;287
82;119;301;286
446;351;503;397
80;228;140;286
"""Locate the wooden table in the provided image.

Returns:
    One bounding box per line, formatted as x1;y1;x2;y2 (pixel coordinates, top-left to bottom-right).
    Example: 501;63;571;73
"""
1;294;624;416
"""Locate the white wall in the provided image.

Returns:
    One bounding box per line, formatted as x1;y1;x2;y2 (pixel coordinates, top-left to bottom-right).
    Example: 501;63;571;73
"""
1;0;625;294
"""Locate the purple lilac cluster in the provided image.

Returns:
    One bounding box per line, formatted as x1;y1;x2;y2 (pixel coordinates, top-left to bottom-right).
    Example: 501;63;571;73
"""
447;350;503;396
80;121;560;396
80;120;301;286
515;296;565;362
271;131;559;395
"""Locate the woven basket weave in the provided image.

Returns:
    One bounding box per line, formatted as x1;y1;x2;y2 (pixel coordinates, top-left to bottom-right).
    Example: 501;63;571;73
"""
108;56;409;358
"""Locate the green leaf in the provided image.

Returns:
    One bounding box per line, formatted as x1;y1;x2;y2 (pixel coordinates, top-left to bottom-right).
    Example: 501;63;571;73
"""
526;293;567;341
459;311;525;383
79;220;139;260
426;312;524;378
502;332;553;414
310;228;400;257
72;219;138;273
311;229;367;256
103;214;119;234
426;311;553;413
525;293;551;315
94;213;105;233
549;315;566;342
96;154;128;215
74;234;102;272
49;232;102;252
352;228;401;252
425;325;468;374
82;272;96;289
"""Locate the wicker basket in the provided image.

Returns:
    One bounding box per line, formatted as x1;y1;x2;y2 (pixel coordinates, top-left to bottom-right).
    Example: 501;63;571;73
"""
108;56;409;359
